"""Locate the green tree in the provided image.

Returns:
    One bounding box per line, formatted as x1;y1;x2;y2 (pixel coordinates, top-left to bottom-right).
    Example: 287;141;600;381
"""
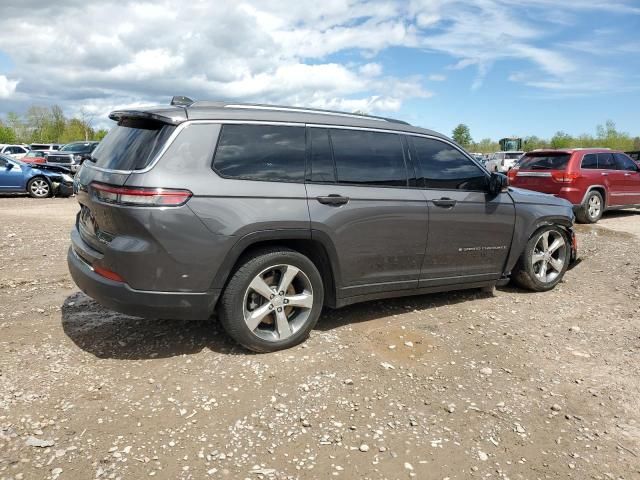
6;111;27;143
550;131;573;149
472;138;499;154
60;118;88;143
0;121;16;143
94;128;109;141
452;124;472;148
523;135;547;151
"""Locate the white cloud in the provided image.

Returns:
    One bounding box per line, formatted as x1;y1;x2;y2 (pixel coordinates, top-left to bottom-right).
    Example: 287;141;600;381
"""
0;0;636;120
0;75;18;98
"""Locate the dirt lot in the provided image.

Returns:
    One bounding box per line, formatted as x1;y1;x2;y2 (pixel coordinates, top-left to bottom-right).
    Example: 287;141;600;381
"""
1;196;639;480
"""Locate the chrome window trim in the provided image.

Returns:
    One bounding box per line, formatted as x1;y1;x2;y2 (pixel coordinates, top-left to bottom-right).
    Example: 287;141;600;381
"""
516;172;553;177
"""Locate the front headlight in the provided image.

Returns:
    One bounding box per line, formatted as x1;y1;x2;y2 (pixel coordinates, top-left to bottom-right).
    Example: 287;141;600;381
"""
61;173;74;182
74;154;82;161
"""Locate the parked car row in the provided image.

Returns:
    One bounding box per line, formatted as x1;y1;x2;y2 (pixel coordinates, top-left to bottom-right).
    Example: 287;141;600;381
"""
0;141;100;173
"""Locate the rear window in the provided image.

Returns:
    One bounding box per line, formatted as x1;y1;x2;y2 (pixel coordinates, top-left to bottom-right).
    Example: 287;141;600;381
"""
505;152;522;160
518;153;571;170
213;124;305;182
92;118;175;171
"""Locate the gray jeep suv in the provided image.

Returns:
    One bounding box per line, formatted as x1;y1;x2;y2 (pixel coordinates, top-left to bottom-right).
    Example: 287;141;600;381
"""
68;98;577;352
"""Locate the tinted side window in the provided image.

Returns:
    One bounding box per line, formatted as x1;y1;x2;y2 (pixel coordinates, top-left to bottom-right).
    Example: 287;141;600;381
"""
413;137;487;190
581;153;598;169
0;157;6;167
330;129;407;187
213;124;305;182
308;128;335;183
597;153;616;170
614;153;639;171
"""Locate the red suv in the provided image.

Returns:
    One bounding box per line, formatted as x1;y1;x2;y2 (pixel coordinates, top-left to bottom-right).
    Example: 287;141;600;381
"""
508;149;640;223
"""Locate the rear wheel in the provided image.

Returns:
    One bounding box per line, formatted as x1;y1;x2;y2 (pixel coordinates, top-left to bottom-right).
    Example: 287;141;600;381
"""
219;248;324;352
27;177;51;198
576;190;603;223
512;226;570;292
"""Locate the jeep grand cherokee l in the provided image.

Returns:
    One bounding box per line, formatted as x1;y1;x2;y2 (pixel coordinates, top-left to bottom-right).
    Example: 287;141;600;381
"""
68;99;577;352
508;148;640;223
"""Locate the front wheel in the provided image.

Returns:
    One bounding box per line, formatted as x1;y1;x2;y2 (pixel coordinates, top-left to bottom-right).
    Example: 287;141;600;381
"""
27;177;51;198
219;247;324;352
512;226;570;292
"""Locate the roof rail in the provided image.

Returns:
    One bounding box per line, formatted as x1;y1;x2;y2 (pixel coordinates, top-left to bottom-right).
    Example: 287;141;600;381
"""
188;101;410;125
570;147;611;150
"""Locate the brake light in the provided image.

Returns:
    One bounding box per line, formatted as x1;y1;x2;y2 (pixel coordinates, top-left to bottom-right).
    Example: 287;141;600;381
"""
550;172;579;184
507;167;518;183
93;265;124;283
90;183;192;206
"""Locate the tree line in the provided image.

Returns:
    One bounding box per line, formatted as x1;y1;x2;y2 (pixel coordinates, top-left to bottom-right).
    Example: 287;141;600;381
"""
452;121;640;154
0;105;109;145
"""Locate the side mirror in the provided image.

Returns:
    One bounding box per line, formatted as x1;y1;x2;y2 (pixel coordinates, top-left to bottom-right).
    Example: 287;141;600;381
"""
5;163;13;171
488;172;508;196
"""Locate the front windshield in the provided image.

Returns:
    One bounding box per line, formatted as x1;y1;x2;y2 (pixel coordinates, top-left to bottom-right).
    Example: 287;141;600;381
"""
60;143;91;152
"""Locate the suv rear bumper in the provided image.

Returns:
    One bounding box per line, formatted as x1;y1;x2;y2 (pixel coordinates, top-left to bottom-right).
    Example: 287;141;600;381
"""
67;242;220;320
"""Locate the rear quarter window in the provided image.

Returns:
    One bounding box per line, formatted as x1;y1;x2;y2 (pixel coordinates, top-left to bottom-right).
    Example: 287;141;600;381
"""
213;124;306;182
92;118;176;171
581;153;598;169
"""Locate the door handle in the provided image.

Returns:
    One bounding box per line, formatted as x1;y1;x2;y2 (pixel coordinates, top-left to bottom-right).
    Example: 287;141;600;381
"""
624;173;632;177
432;197;457;208
601;172;608;176
316;194;349;206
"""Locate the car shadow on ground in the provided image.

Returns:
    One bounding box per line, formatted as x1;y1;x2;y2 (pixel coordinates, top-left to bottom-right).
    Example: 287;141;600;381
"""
316;288;495;331
61;292;240;360
602;209;640;219
61;287;496;360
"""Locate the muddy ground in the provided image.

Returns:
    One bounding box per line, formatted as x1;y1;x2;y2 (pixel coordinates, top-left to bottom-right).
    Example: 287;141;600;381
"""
0;196;639;480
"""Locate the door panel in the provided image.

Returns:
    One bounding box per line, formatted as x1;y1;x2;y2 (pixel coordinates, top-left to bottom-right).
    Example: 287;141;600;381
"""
409;135;515;285
613;153;640;205
420;190;515;285
307;184;427;297
0;160;24;190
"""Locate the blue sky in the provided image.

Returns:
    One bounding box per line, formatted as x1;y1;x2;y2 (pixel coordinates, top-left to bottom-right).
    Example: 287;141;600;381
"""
0;0;638;140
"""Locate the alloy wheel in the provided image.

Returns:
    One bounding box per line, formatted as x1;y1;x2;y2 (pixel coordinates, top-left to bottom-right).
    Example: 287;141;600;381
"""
243;264;314;342
30;179;50;197
588;195;601;219
531;230;567;283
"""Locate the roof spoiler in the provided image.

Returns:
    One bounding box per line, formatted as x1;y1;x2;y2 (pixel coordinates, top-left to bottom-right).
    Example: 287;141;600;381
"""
108;110;183;125
170;95;195;107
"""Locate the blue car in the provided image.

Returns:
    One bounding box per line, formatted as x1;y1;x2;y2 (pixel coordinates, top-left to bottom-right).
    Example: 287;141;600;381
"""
0;154;74;198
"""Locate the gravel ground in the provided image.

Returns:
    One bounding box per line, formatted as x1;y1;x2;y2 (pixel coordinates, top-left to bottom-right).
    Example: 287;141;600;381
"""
1;196;639;480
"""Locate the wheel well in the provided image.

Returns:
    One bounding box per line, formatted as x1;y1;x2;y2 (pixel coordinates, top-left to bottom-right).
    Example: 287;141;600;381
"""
28;175;51;188
230;239;338;308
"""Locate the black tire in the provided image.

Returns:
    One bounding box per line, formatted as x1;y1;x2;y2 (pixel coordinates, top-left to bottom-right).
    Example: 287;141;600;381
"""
512;225;570;292
27;177;51;198
218;247;324;353
575;190;603;224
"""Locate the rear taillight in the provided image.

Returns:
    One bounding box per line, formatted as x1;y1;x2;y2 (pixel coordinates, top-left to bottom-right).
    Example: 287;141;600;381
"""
90;183;192;206
507;167;518;183
550;172;579;183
